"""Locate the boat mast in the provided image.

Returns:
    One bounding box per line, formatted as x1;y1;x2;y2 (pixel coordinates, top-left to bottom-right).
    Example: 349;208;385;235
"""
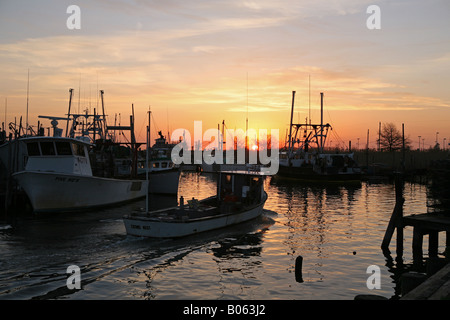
222;120;225;154
288;91;296;158
146;108;151;214
320;92;323;152
4;97;7;133
131;104;137;178
26;69;29;137
100;90;107;139
66;88;73;137
246;73;249;162
309;75;311;126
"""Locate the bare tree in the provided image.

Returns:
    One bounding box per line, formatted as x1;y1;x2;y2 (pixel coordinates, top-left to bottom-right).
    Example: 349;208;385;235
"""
378;122;411;151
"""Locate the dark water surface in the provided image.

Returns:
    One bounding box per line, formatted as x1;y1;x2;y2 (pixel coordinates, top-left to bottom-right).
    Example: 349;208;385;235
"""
0;172;443;300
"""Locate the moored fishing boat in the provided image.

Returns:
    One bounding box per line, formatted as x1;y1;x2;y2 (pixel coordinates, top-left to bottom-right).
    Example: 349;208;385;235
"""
277;91;361;183
12;136;147;213
123;170;267;238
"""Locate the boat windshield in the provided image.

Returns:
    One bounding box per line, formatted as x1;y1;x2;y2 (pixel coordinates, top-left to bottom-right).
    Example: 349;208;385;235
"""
55;142;72;155
40;141;56;155
25;140;86;157
26;142;40;156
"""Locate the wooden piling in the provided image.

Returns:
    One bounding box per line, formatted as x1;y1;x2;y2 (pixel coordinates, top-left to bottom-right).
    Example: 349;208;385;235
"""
295;256;303;283
429;231;439;258
412;227;424;269
381;173;404;254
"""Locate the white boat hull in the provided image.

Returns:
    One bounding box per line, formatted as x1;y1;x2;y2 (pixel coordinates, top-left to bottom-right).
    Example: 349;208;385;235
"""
124;192;267;238
13;171;147;212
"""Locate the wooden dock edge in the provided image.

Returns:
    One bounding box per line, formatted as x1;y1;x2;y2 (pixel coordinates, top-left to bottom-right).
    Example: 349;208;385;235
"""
401;261;450;300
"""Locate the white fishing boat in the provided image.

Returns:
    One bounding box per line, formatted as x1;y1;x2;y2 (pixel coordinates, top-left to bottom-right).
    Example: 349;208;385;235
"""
12;136;147;213
123;170;267;238
2;90;159;213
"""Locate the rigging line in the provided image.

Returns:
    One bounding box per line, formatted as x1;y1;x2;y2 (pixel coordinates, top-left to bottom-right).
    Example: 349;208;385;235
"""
326;109;345;144
120;130;130;144
151;112;160;136
135;115;148;144
330;130;344;145
222;121;236;140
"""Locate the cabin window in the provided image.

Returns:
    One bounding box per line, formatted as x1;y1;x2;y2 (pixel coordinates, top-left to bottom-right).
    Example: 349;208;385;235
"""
55;142;72;155
161;162;168;168
40;142;56;155
153;162;160;168
26;142;40;156
72;143;85;157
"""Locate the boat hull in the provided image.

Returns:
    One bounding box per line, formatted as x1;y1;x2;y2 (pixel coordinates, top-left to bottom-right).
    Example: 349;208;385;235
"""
13;171;147;213
277;165;361;183
124;192;267;238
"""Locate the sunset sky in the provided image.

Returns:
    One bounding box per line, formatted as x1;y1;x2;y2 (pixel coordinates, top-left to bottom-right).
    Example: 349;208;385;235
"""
1;0;449;150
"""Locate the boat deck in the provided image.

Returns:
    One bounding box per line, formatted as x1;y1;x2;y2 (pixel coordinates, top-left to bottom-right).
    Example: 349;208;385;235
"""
127;196;263;223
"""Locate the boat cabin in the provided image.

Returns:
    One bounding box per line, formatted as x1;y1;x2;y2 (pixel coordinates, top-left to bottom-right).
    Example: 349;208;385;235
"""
22;137;93;176
218;170;265;207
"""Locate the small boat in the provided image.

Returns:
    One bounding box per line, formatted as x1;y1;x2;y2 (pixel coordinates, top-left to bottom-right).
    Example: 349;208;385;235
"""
123;170;267;238
12;135;147;213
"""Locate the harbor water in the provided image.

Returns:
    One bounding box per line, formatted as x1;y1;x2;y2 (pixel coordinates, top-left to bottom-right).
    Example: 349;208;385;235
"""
0;172;442;300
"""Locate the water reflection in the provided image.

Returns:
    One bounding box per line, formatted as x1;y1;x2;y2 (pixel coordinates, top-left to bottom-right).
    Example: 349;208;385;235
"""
0;171;441;300
268;176;363;257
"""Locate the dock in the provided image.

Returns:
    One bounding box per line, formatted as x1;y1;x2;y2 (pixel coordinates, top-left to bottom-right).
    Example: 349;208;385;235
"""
381;173;450;299
401;261;450;300
403;213;450;265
